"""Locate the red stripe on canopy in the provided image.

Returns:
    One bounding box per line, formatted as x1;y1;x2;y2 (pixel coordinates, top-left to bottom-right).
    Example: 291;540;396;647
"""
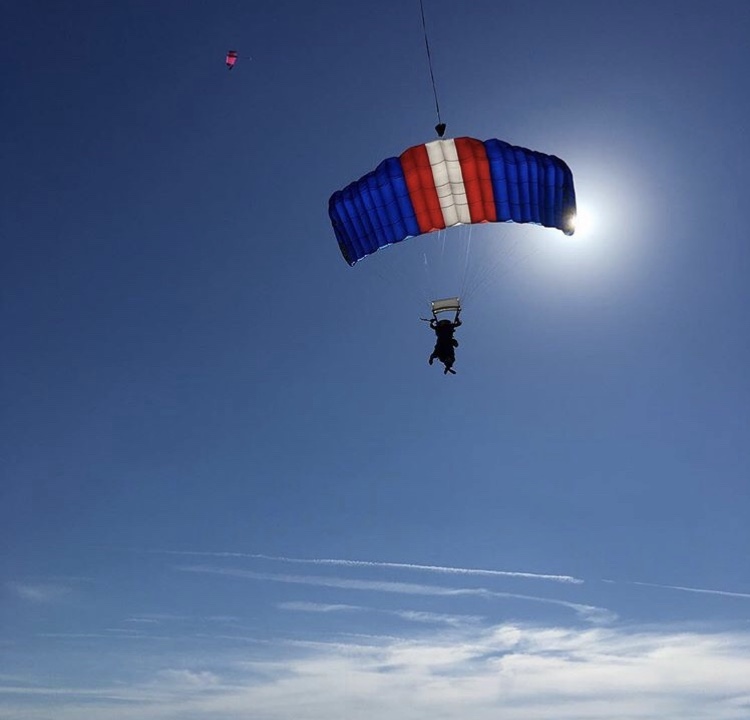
455;137;496;223
400;144;445;234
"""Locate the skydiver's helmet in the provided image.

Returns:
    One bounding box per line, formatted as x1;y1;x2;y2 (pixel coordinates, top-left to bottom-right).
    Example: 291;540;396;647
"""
437;319;452;327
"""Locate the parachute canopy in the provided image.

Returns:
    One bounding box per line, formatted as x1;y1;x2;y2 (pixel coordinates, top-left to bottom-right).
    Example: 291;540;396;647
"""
226;50;238;69
328;136;576;266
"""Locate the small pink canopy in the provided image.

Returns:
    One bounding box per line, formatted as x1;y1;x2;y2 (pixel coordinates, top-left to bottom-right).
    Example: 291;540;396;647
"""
226;50;238;69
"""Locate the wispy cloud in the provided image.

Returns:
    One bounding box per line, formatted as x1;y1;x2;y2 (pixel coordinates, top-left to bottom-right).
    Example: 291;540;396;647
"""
5;623;750;720
122;614;241;626
279;600;483;627
156;669;220;688
36;633;169;642
279;601;363;613
151;549;583;584
123;613;191;623
391;609;483;627
177;565;613;624
627;580;750;600
6;582;72;604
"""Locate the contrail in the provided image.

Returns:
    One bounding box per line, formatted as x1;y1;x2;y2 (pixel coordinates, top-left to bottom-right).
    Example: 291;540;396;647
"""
152;550;582;584
628;580;750;600
177;565;610;623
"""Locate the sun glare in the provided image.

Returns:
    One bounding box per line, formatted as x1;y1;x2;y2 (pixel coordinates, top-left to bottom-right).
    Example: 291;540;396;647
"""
571;205;595;237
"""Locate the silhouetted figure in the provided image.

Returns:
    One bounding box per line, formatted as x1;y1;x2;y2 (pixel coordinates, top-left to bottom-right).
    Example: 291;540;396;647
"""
428;315;462;374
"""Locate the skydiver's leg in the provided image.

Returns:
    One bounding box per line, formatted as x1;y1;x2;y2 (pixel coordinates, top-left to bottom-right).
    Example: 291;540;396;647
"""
440;352;456;375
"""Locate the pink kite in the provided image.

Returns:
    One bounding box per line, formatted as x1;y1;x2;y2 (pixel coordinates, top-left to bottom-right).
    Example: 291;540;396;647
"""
226;50;238;70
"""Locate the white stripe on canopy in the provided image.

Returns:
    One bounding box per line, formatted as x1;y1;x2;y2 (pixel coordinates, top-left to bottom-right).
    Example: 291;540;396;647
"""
424;139;471;228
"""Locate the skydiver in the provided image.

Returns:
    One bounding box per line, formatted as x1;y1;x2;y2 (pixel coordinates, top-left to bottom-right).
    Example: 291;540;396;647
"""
428;314;462;375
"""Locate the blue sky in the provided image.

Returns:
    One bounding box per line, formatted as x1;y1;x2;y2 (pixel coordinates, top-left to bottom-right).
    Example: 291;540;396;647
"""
2;1;749;718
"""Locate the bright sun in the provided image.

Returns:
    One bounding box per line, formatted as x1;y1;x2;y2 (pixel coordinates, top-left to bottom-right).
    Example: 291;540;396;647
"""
571;205;594;237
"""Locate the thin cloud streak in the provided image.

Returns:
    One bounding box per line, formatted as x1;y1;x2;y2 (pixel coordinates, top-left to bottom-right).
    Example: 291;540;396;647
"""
628;580;750;600
151;549;583;584
279;601;363;613
177;565;612;624
0;686;151;700
6;582;72;604
36;633;169;641
279;601;483;627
